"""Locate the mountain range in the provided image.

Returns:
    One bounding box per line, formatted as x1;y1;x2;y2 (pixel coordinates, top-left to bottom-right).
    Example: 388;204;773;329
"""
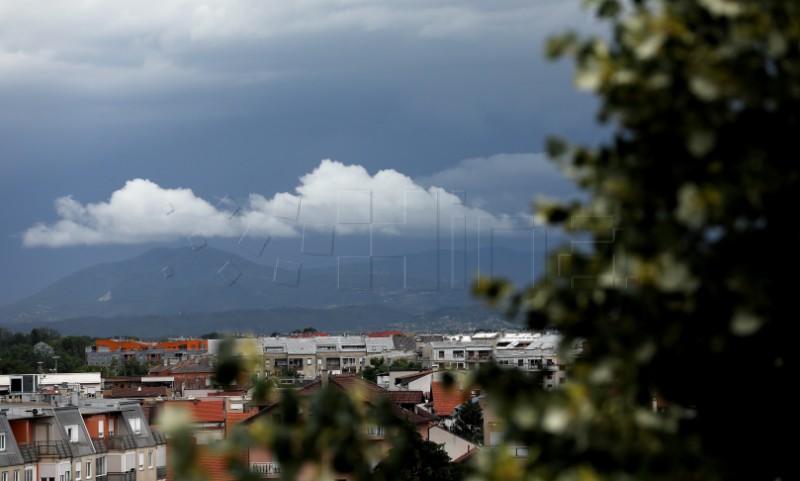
0;245;540;336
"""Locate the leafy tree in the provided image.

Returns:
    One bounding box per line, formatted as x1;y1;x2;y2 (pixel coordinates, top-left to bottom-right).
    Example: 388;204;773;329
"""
450;401;483;446
30;327;60;345
389;359;423;371
373;422;463;481
470;1;795;480
360;356;388;383
120;359;150;376
33;341;56;360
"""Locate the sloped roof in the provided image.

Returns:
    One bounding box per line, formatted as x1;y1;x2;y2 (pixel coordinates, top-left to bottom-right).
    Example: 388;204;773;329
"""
431;381;468;417
395;370;433;382
452;448;479;464
298;374;387;396
389;402;436;425
330;374;387;395
170;361;215;374
386;390;425;404
392;335;416;351
225;411;257;436
164;399;226;423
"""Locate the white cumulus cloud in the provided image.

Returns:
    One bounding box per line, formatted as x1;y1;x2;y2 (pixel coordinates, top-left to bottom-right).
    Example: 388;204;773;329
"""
23;158;526;248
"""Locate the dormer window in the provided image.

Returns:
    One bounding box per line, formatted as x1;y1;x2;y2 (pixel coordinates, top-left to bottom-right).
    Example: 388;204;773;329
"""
65;425;79;443
129;417;142;435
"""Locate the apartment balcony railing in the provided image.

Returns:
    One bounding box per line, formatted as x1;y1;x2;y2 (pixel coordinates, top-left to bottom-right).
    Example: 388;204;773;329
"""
364;425;386;437
466;353;491;361
151;430;167;445
18;441;71;458
95;474;108;481
92;438;109;453
250;462;281;477
108;469;136;481
156;466;167;480
105;434;137;451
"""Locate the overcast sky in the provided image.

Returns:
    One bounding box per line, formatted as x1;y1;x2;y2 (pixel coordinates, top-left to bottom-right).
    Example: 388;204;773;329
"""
0;0;604;305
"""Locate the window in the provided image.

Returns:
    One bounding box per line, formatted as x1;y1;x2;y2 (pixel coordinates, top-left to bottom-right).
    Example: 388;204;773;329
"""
438;350;445;359
65;470;71;481
129;418;142;435
148;451;153;468
139;453;144;470
98;420;104;438
65;425;79;443
85;461;91;479
95;458;105;477
24;470;33;481
75;463;81;481
108;420;114;436
0;433;5;451
14;472;19;481
453;350;465;358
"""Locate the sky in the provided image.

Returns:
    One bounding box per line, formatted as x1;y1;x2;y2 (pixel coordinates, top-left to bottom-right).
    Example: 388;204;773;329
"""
0;0;605;305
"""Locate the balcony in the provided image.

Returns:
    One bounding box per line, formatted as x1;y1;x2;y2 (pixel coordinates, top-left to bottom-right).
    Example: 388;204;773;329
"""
105;435;137;450
251;462;281;477
151;430;167;445
156;466;167;480
18;441;70;458
466;352;491;361
92;438;109;453
364;425;386;438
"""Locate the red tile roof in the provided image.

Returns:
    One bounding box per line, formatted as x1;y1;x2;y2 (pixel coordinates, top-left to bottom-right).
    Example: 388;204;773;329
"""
386;390;425;404
431;381;468;417
164;398;226;423
298;374;386;396
194;447;237;481
225;411;257;436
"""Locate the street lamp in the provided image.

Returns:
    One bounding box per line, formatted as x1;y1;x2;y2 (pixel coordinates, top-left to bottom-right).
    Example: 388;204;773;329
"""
37;361;43;373
52;355;60;373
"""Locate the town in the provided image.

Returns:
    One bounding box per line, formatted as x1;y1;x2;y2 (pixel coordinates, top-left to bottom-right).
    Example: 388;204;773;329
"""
1;330;579;481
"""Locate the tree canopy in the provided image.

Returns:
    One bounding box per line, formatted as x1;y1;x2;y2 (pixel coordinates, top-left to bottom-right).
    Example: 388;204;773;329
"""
473;0;794;479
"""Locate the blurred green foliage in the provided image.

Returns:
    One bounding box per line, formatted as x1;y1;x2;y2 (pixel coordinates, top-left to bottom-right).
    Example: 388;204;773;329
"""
473;0;794;479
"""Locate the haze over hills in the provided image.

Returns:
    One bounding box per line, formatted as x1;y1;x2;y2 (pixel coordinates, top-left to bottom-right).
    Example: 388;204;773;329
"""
0;244;542;336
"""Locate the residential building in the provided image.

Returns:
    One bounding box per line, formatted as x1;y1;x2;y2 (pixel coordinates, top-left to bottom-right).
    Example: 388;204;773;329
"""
85;340;207;369
427;340;493;370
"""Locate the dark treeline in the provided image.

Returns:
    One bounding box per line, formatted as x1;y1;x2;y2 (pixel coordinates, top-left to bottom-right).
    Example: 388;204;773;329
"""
0;327;95;374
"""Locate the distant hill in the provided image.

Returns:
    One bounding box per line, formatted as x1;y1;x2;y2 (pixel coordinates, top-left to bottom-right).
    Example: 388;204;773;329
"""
28;305;517;337
0;245;538;335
